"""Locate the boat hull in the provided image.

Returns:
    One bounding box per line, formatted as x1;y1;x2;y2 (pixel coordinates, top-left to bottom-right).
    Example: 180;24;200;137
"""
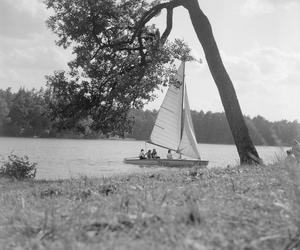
123;158;208;168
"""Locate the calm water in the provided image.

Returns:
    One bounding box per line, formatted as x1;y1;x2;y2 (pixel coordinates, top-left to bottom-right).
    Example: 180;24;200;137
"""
0;137;286;180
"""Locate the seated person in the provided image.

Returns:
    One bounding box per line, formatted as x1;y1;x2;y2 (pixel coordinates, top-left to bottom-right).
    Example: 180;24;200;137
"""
151;149;160;159
285;149;296;167
167;149;173;159
139;149;146;159
147;149;152;159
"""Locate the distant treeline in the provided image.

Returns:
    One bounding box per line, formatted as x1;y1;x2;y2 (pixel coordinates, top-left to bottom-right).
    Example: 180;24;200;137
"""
0;88;299;145
0;88;100;139
129;109;300;146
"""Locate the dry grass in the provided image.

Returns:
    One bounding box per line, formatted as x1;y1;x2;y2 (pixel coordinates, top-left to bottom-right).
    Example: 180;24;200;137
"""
0;164;300;250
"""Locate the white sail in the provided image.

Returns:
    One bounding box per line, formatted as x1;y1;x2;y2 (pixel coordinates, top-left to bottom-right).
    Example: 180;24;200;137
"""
178;85;201;159
149;63;184;151
150;62;201;159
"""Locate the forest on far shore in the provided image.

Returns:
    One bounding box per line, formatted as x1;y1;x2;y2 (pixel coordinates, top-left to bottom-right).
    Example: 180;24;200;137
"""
0;87;299;146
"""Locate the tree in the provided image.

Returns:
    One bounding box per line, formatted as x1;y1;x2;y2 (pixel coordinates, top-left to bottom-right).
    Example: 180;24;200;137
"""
4;88;51;136
129;109;157;140
0;97;9;128
45;0;184;136
0;88;14;132
8;88;32;134
45;0;260;164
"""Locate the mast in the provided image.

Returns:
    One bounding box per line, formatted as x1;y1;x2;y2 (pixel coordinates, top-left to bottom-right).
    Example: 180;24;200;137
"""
178;59;185;157
180;60;185;141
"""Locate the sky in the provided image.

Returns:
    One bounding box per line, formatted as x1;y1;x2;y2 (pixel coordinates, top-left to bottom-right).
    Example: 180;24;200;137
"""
0;0;299;122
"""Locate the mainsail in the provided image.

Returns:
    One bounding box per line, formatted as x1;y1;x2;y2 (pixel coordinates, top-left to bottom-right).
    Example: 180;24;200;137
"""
149;62;201;159
149;64;184;151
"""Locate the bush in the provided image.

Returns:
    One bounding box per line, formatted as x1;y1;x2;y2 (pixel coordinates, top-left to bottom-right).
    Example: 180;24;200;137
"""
0;154;37;180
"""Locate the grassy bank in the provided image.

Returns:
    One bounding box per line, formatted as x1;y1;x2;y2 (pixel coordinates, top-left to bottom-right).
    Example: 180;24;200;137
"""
1;164;300;250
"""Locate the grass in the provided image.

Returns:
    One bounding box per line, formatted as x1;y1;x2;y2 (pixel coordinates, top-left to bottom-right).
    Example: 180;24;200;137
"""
0;164;300;250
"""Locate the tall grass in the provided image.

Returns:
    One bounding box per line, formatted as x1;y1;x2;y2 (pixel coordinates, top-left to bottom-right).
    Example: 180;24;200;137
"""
279;162;300;249
1;164;300;249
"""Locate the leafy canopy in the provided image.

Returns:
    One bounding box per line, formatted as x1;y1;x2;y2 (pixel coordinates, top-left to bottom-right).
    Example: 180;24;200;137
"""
45;0;193;135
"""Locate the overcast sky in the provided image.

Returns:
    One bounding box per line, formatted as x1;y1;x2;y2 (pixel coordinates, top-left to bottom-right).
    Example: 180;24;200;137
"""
0;0;299;122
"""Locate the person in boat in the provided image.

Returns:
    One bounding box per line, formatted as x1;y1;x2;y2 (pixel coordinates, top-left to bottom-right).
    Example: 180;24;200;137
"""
285;149;297;167
167;149;173;159
139;149;146;160
151;149;160;159
291;139;300;163
147;149;152;159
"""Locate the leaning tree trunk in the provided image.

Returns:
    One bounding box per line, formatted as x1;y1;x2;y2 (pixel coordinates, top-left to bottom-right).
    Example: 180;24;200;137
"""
183;0;260;164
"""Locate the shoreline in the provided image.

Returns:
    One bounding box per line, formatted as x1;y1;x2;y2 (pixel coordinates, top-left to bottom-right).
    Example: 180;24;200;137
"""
0;135;292;147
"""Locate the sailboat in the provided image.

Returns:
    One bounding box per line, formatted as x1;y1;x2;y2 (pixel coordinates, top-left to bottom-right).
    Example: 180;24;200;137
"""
124;61;209;167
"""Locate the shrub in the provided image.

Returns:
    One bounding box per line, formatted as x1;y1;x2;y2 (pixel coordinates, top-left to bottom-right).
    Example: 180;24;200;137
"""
0;154;37;180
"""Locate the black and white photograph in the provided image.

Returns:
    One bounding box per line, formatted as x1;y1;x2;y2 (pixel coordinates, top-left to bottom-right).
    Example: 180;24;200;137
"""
0;0;300;249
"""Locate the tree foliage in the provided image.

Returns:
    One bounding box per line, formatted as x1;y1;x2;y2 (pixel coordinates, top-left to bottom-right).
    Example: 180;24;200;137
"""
0;154;37;180
0;96;9;127
45;0;192;135
0;88;51;136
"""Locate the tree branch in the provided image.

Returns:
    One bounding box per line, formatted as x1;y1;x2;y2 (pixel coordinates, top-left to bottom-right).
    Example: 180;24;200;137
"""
131;0;183;41
131;2;169;41
160;6;174;46
90;0;185;61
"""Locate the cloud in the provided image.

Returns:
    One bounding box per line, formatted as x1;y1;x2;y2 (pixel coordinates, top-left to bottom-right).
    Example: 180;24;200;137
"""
13;0;46;16
148;46;300;122
241;0;300;16
225;48;300;87
222;47;300;121
0;46;68;70
0;0;71;90
264;0;299;5
241;0;274;16
0;0;48;40
0;45;70;89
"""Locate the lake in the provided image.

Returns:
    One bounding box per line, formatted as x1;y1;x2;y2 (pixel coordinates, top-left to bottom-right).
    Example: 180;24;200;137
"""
0;137;287;180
